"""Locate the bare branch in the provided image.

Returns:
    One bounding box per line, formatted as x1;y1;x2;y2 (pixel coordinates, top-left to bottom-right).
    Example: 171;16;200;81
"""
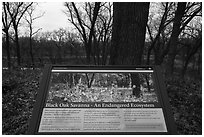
71;2;88;43
32;28;42;36
17;2;33;25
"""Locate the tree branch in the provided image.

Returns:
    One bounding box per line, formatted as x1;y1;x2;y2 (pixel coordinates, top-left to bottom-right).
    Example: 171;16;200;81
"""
71;2;88;44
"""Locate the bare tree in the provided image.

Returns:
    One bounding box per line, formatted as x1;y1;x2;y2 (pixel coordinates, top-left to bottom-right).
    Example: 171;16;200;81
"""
92;3;113;65
24;3;44;67
165;2;202;76
85;73;95;88
146;2;175;65
36;31;55;64
165;2;187;76
64;2;101;64
63;30;80;58
36;29;77;64
146;2;201;77
6;2;33;66
2;2;12;69
179;21;202;78
182;37;201;77
51;28;67;63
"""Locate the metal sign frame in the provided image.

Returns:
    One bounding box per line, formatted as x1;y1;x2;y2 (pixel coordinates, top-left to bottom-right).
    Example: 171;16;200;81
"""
27;65;177;135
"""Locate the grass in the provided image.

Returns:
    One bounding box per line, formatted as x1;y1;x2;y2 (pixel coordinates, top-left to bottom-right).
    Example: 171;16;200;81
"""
166;77;202;134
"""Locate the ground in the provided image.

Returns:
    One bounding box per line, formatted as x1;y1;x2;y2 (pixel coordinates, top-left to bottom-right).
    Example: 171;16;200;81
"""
2;68;202;135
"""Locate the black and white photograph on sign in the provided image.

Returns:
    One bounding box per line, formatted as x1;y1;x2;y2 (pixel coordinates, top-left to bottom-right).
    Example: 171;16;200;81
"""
47;72;158;103
39;71;169;134
2;1;201;135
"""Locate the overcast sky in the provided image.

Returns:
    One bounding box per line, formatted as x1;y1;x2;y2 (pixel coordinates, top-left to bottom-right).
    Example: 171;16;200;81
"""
33;2;71;32
23;1;159;33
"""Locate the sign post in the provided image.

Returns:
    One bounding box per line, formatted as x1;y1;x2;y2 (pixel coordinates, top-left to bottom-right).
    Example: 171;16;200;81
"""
27;65;177;135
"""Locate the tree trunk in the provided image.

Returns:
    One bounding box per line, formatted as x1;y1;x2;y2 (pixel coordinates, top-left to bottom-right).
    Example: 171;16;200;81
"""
110;2;149;65
131;73;141;97
14;26;21;66
29;36;34;67
86;73;95;88
155;55;163;65
181;56;190;78
165;2;186;76
5;30;11;69
85;43;91;64
145;74;151;92
182;37;201;78
102;42;107;65
86;2;101;64
109;2;149;97
69;73;74;88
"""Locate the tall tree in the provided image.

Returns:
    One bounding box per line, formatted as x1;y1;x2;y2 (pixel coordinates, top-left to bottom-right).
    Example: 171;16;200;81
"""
64;2;101;64
6;2;33;66
24;3;44;67
146;2;175;65
180;24;202;78
165;2;187;76
92;3;113;65
109;3;149;65
51;28;67;63
146;2;201;71
165;2;202;76
2;2;12;69
181;36;201;78
109;2;150;96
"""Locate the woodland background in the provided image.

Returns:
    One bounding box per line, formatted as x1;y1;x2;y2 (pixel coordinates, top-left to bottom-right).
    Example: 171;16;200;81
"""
2;2;202;134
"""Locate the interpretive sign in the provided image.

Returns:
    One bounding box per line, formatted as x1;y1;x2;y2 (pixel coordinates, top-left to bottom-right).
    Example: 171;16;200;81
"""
27;65;177;135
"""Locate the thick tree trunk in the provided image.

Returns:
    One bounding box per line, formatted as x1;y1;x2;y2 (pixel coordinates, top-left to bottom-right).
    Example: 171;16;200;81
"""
109;2;149;97
154;40;164;65
165;2;186;76
110;2;149;65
